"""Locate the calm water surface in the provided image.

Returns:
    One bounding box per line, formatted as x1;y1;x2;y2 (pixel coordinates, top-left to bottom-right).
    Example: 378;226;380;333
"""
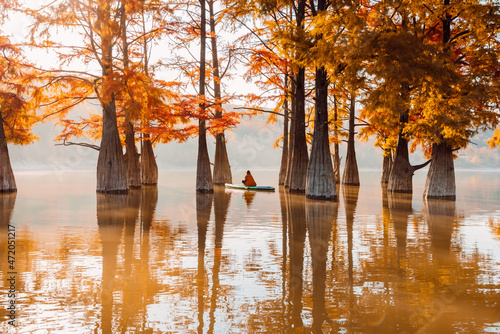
1;170;499;333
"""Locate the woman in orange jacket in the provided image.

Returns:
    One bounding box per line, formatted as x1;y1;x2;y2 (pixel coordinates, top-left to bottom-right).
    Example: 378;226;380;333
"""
242;170;257;187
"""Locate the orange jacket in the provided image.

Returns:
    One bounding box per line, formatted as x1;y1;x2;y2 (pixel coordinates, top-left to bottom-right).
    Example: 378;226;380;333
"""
243;174;257;187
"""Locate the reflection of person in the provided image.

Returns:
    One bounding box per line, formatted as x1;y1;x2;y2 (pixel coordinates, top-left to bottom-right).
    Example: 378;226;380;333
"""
243;191;256;207
241;170;257;187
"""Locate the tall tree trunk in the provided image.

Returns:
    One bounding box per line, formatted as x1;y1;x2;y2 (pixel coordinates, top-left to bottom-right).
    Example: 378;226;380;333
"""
141;136;158;185
388;110;430;193
288;1;308;193
209;0;232;185
306;66;336;200
381;149;393;184
196;0;213;193
97;98;129;193
96;2;128;193
342;94;360;186
333;92;341;184
422;0;456;201
423;142;455;200
278;72;289;186
121;1;141;188
284;76;296;189
0;115;16;192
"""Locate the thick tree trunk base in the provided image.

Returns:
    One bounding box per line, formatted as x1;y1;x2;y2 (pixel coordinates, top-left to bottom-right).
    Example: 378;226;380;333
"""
141;139;158;185
212;132;232;185
196;121;213;193
288;147;309;193
342;149;360;186
97;102;129;194
306;155;337;201
423;142;456;200
0;134;17;193
124;151;141;189
381;151;392;184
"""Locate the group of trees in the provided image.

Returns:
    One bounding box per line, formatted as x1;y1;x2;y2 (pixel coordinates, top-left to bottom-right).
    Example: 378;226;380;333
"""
1;0;500;200
232;0;500;201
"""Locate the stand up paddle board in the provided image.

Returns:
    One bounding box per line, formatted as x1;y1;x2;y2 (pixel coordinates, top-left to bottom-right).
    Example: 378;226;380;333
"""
225;183;275;191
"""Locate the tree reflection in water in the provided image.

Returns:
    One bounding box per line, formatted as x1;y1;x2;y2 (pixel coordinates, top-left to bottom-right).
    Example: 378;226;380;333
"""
209;186;231;333
0;193;16;300
97;193;127;334
306;197;338;333
287;191;306;330
97;186;158;334
196;191;213;334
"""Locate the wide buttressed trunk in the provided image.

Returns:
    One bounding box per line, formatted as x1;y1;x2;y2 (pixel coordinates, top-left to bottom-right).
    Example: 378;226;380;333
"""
213;132;232;185
306;67;336;200
387;131;413;193
423;142;455;200
288;67;309;193
141;138;158;185
97;99;129;193
197;120;214;193
381;150;393;184
124;121;141;188
0;115;16;193
342;95;359;186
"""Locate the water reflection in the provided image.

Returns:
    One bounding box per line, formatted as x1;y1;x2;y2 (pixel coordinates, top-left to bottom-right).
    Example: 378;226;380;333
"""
97;194;128;334
342;184;359;310
209;186;231;333
287;191;306;330
388;191;412;279
243;190;256;208
196;191;213;334
96;186;158;334
306;198;337;333
0;193;16;303
4;171;500;333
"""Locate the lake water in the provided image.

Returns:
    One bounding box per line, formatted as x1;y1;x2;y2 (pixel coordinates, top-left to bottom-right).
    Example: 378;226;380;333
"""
1;170;499;333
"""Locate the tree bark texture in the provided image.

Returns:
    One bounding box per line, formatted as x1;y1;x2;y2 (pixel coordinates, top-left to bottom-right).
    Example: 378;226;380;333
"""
306;67;336;200
278;73;289;186
0;115;16;192
96;2;128;193
121;1;142;189
423;142;456;200
141;137;158;185
196;0;213;193
381;150;393;184
213;132;232;184
197;119;214;193
124;121;141;188
387;110;430;193
288;66;309;192
342;95;360;186
333;94;341;184
284;77;296;189
209;0;232;185
288;1;308;193
97;99;129;193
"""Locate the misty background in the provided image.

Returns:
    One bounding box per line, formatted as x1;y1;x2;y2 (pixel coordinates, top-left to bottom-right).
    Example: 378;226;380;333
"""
8;104;500;176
